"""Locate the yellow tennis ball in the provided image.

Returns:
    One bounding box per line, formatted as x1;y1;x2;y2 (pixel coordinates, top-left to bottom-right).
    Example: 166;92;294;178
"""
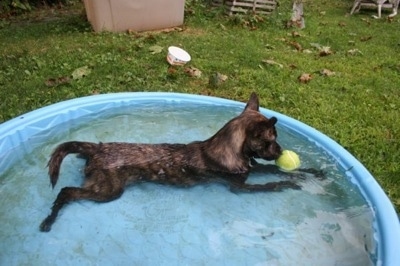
275;150;301;171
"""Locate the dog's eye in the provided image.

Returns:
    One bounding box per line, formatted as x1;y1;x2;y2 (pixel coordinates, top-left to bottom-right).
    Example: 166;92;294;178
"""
264;129;277;141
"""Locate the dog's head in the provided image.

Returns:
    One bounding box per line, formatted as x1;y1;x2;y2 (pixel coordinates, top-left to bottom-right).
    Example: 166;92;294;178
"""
203;93;282;172
241;93;282;161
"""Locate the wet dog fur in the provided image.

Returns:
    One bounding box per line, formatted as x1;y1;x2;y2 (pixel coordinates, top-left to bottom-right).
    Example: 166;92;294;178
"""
40;93;301;232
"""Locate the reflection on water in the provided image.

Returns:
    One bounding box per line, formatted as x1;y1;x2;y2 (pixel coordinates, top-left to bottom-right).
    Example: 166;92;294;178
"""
0;102;376;265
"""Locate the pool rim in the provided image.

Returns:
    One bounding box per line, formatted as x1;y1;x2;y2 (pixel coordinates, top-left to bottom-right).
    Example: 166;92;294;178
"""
1;92;399;263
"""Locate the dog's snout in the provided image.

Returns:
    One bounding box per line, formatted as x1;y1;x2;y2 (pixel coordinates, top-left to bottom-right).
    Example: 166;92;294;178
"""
256;141;282;161
269;141;282;160
271;141;281;152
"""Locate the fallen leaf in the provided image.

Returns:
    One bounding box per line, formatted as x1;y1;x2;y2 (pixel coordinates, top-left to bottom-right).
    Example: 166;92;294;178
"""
291;31;301;37
265;44;275;50
289;41;302;51
298;73;312;83
319;46;332;56
262;59;283;68
71;66;91;80
160;27;182;33
184;66;202;78
127;29;137;35
347;49;363;55
319;69;335;76
360;36;372;42
310;43;322;49
45;76;71;87
219;73;228;82
361;18;371;25
167;66;178;75
302;49;313;54
209;72;228;88
148;45;163;54
45;78;57;87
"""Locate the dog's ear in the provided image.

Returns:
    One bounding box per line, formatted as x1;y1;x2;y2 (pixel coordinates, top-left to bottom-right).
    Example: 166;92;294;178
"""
267;117;277;126
243;92;259;112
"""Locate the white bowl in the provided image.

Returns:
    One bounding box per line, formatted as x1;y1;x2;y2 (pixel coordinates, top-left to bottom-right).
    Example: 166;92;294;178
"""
167;46;191;66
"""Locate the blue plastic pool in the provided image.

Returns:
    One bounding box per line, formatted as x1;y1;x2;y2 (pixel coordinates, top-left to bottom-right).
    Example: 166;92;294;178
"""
0;92;399;265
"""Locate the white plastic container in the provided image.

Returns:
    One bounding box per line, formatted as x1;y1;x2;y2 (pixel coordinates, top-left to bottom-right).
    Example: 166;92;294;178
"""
166;46;191;66
83;0;185;32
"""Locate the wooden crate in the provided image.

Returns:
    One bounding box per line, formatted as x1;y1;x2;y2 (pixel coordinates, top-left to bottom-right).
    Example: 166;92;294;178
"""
212;0;277;15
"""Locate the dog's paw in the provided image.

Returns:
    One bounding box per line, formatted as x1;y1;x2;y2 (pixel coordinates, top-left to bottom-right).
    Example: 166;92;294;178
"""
39;223;51;232
39;218;53;232
314;170;326;180
296;168;326;180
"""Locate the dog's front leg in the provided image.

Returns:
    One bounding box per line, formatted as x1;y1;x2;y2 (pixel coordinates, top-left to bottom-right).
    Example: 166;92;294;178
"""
250;161;325;180
294;168;325;180
229;178;301;193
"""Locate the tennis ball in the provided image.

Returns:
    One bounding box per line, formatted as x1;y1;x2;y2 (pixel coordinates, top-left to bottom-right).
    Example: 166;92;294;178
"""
275;150;300;171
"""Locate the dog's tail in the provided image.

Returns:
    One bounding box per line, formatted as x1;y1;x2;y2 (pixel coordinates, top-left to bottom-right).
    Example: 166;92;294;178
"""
48;141;99;188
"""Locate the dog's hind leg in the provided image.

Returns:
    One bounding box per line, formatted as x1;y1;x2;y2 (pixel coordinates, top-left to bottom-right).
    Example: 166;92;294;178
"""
39;174;124;232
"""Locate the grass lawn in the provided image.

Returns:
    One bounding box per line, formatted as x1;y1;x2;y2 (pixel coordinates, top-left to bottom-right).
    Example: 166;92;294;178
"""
0;0;399;211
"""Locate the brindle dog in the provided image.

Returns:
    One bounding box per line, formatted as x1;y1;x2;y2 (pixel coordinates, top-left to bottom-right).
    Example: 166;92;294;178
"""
40;93;302;232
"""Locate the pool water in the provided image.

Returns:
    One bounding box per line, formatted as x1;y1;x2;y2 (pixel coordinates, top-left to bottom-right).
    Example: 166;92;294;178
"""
0;102;376;265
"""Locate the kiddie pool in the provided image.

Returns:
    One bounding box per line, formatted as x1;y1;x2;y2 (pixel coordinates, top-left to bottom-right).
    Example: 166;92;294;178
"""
0;92;399;265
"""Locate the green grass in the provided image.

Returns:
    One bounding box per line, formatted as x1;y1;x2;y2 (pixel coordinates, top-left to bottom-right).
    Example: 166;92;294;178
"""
0;0;399;210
